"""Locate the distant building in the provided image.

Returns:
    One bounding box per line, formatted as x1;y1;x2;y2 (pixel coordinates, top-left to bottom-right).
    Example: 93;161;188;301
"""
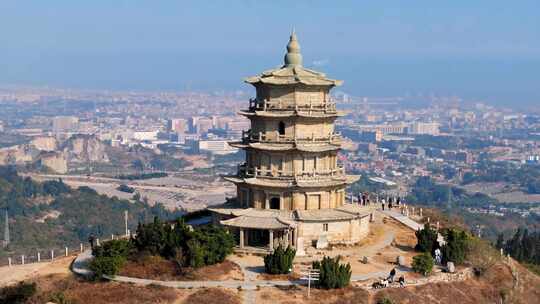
196;118;214;134
52;116;79;132
526;155;540;164
408;122;440;135
456;151;473;164
198;140;238;155
133;131;158;141
357;142;377;154
360;130;382;142
168;118;188;134
356;123;408;135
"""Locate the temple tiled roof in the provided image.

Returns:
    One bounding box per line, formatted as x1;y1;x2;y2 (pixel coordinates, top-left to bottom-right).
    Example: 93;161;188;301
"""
221;215;292;229
210;203;371;227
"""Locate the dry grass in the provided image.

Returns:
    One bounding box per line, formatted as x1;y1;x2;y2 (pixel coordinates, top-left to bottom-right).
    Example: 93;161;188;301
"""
373;261;540;304
257;286;369;304
257;272;301;281
183;288;241;304
27;273;181;304
119;255;243;281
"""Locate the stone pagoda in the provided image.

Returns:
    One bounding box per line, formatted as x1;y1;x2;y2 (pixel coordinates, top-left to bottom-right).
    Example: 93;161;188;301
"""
210;31;370;253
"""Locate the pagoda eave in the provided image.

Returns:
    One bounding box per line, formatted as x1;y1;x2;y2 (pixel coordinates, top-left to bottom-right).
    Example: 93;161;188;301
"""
223;174;359;189
238;110;345;119
228;141;341;152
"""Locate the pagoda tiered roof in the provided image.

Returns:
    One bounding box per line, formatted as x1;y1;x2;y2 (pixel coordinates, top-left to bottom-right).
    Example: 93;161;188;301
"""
238;109;346;119
223;174;359;189
245;65;343;87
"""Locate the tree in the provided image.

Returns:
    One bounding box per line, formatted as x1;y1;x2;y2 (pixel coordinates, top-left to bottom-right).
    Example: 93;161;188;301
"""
415;223;439;254
441;228;470;265
92;239;133;259
412;252;434;276
495;233;505;250
466;237;501;276
264;245;296;274
312;256;351;289
89;255;126;279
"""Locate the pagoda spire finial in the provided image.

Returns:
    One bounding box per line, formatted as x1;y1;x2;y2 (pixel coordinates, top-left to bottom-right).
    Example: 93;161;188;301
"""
284;29;302;67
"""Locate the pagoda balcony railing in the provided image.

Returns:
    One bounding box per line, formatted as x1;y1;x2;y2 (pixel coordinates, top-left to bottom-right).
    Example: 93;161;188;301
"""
247;98;337;113
236;163;345;180
241;130;342;145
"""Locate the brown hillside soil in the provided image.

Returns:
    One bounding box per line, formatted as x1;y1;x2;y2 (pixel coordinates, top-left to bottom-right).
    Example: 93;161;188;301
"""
257;285;370;304
119;255;243;281
418;208;467;230
373;262;540;304
26;273;183;304
183;288;241;304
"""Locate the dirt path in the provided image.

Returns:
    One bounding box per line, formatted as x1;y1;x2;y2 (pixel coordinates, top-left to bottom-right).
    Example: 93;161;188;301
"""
0;256;74;286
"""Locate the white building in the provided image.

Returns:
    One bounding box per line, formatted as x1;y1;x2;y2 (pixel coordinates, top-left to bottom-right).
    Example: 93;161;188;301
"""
198;140;238;155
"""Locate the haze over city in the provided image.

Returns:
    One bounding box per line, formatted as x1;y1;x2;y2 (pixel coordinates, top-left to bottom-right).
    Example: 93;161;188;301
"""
1;1;539;108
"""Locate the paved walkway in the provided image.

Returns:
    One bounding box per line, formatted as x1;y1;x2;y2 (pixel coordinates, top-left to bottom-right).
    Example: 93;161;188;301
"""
382;209;445;244
382;210;424;230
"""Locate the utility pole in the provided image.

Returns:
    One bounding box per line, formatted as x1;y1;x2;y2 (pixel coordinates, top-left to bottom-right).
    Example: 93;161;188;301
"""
3;210;9;248
124;210;129;237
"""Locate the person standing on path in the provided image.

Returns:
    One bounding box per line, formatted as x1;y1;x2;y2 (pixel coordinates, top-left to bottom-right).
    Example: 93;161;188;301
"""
389;268;396;283
88;233;96;250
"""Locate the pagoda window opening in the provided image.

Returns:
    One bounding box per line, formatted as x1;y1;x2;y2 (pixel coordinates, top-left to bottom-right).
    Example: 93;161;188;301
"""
278;121;286;136
269;197;280;209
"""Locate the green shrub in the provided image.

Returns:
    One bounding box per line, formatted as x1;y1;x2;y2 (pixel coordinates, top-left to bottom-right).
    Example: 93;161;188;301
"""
49;292;75;304
377;298;394;304
415;223;438;254
132;218;234;268
89;255;126;279
185;225;235;267
312;256;351;289
132;217;172;256
92;239;133;258
0;281;37;303
412;252;434;276
441;228;470;265
264;245;296;274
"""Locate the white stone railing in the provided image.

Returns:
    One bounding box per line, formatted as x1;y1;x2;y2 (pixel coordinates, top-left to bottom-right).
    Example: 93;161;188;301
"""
248;98;338;113
237;164;345;180
1;233;129;267
241;130;342;145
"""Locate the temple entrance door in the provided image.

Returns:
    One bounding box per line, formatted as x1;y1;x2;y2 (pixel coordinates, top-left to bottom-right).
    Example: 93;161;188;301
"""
269;197;280;209
247;229;269;247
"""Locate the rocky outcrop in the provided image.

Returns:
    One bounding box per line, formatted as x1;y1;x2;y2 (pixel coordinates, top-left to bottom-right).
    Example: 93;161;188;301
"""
0;145;40;165
30;136;58;151
38;151;68;174
0;134;109;172
61;134;110;164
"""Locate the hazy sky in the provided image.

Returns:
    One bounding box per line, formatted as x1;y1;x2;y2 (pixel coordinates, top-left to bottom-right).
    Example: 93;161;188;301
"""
0;1;539;107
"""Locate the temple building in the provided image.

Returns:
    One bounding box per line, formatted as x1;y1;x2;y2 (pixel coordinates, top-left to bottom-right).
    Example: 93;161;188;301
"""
209;31;371;253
